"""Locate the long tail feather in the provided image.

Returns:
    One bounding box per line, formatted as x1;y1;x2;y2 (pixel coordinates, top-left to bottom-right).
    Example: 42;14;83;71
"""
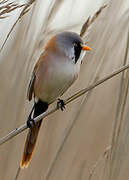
20;100;48;168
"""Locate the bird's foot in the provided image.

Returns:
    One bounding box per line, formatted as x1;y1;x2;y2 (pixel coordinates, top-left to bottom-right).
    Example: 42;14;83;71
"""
27;115;35;128
57;99;65;111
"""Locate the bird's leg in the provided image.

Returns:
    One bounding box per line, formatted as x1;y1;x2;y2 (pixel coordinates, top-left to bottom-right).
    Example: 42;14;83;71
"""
27;103;36;128
57;99;66;111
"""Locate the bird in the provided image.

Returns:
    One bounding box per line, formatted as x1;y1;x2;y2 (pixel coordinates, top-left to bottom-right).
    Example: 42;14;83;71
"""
20;31;91;168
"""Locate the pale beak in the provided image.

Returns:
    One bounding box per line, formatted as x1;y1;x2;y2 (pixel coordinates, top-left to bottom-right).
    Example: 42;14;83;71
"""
82;45;91;51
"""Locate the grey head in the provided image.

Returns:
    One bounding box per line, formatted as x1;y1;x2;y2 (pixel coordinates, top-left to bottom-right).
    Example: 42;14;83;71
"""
56;31;84;63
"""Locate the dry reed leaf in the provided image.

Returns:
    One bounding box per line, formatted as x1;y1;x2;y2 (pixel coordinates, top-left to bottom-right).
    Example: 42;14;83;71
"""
103;30;129;180
0;0;8;4
0;0;36;52
46;23;80;38
37;0;65;51
0;1;27;19
40;0;65;39
47;0;64;23
80;5;107;37
88;146;111;180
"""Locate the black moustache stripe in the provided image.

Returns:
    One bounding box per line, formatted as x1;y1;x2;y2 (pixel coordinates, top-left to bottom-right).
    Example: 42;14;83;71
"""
74;44;82;63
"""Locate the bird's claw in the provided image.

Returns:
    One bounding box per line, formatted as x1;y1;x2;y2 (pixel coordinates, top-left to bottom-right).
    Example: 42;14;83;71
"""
57;99;65;111
27;116;35;128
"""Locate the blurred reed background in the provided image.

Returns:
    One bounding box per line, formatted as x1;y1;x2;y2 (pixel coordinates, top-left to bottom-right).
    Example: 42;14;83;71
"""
0;0;129;180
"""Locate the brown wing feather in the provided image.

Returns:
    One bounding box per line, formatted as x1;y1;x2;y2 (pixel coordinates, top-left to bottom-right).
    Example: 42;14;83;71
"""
27;51;48;101
27;71;36;101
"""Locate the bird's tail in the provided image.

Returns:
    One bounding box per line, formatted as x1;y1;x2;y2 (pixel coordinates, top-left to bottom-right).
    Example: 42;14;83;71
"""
20;100;48;169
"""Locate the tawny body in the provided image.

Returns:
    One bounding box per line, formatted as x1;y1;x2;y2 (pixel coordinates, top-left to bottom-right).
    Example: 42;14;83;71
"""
21;32;90;168
34;51;80;103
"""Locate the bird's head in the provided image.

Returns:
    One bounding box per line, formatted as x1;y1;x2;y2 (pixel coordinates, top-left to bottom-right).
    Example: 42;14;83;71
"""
45;31;91;64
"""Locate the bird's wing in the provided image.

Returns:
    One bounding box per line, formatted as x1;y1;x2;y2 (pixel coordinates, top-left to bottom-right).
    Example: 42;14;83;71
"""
27;71;36;101
27;52;47;101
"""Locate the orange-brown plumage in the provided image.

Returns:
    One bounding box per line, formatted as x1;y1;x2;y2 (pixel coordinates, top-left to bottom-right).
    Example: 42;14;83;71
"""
20;120;42;168
21;32;90;169
21;38;59;169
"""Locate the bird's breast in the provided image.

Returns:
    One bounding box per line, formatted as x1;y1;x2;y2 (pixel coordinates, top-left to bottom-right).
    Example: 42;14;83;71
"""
34;56;80;104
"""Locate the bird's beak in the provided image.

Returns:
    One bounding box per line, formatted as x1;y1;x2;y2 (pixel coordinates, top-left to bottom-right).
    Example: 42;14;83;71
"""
82;45;91;51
